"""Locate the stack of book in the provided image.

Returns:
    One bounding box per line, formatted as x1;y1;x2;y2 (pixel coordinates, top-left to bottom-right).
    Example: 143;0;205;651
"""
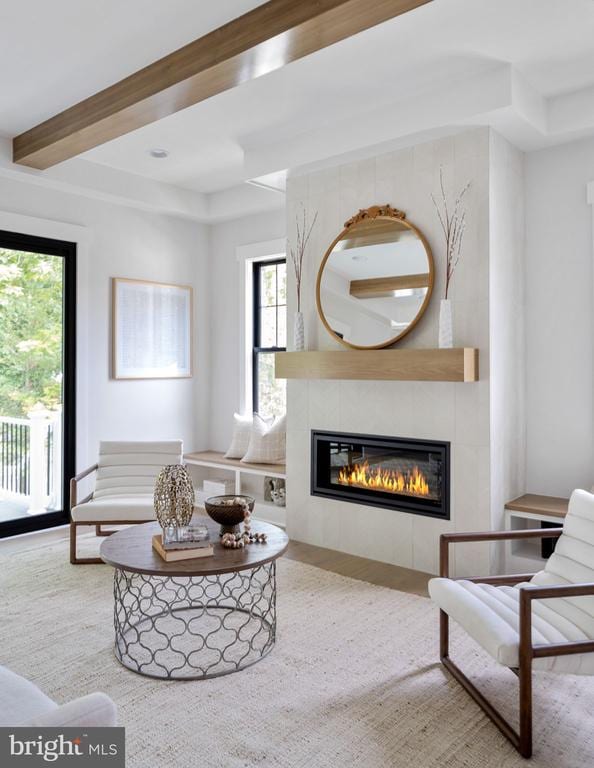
152;524;214;562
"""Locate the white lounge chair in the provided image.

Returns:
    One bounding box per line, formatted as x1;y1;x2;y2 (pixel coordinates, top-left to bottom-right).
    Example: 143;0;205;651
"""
70;440;183;564
429;489;594;758
0;665;116;727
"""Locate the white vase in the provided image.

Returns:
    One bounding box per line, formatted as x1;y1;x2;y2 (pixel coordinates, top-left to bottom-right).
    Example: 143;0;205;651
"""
438;299;453;348
294;311;305;351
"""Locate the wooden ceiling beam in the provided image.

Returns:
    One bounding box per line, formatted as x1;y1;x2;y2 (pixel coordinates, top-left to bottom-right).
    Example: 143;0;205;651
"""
12;0;431;170
350;273;430;298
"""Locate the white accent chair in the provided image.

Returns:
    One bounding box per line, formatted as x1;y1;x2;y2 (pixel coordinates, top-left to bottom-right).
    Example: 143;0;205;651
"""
70;440;183;564
429;489;594;758
0;665;117;727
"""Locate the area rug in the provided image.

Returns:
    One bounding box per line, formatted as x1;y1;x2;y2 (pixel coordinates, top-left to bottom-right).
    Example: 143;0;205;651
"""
1;535;593;768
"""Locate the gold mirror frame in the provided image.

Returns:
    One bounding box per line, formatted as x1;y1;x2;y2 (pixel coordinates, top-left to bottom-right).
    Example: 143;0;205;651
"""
315;205;435;350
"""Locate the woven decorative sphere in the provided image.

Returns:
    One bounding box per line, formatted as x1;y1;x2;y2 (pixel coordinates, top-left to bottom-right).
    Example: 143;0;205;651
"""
154;464;195;530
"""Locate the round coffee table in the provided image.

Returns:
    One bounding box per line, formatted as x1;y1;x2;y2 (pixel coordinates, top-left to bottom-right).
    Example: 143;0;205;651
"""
100;518;289;680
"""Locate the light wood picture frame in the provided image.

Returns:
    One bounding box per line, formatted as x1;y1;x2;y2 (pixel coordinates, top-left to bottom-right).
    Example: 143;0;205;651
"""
112;277;193;380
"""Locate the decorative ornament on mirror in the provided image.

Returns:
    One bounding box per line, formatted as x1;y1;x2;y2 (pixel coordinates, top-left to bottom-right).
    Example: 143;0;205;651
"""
154;464;195;540
289;206;318;351
316;205;434;349
431;168;471;349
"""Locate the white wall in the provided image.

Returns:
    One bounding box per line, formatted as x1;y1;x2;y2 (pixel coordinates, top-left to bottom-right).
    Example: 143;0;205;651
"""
525;136;594;496
489;132;526;568
285;128;493;576
0;176;210;471
208;208;286;451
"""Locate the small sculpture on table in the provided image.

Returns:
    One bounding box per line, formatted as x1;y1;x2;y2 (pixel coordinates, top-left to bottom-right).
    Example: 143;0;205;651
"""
154;464;195;544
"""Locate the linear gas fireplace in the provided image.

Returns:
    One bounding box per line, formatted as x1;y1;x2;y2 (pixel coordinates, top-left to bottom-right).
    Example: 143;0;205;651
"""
311;431;450;520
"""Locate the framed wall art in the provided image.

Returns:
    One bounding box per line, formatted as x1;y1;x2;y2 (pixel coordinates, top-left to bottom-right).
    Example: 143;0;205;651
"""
112;277;193;379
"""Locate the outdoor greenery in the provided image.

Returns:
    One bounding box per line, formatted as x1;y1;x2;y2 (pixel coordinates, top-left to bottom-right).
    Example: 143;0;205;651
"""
0;249;63;418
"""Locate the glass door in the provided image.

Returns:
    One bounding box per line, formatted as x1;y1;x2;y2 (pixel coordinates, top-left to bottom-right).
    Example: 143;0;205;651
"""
0;230;76;537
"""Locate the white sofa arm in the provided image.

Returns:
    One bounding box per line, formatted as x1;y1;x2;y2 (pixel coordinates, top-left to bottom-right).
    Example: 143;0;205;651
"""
26;693;117;727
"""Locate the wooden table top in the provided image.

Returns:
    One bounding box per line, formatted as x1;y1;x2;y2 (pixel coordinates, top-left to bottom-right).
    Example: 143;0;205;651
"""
100;516;289;577
505;493;569;519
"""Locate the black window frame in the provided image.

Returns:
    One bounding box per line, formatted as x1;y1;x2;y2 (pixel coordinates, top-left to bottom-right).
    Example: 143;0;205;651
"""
252;257;286;414
0;230;76;539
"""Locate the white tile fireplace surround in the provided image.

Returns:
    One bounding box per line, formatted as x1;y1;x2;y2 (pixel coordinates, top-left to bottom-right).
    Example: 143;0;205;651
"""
285;128;525;578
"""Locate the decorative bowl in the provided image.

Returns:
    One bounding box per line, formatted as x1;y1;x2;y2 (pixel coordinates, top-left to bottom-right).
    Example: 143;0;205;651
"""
204;495;255;535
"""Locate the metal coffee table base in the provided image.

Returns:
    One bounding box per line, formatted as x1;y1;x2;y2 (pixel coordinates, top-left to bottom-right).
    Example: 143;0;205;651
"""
113;561;277;680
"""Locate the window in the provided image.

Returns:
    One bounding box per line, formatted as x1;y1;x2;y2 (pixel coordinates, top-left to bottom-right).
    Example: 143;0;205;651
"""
252;259;286;418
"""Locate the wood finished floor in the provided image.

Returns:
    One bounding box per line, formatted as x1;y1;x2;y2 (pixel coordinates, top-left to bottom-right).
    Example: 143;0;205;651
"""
285;540;430;596
0;525;431;597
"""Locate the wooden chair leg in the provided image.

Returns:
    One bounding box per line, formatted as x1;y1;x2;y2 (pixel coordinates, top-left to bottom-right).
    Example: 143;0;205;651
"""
518;658;533;758
69;520;76;564
439;609;531;758
439;610;449;659
519;589;534;758
95;525;114;537
69;522;103;565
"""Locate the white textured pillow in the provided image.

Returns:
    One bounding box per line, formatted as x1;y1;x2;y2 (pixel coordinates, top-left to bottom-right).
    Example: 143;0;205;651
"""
224;414;254;459
224;413;274;459
242;413;286;464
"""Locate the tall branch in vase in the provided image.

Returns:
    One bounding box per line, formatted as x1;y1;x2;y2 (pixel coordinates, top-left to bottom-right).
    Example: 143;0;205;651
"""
431;168;470;299
289;207;318;313
289;207;317;352
431;168;471;348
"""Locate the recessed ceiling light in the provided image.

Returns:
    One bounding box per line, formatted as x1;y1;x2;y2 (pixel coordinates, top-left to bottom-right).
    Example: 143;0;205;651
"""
149;148;169;159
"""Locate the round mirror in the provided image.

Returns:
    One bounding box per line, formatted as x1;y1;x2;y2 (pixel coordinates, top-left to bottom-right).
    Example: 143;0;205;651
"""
316;205;434;349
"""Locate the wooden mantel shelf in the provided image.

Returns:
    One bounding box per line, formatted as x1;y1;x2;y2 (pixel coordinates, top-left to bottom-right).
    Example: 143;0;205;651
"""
275;348;479;383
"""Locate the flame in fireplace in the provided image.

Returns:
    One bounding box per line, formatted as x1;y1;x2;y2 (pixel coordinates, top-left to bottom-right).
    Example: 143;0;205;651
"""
337;461;430;497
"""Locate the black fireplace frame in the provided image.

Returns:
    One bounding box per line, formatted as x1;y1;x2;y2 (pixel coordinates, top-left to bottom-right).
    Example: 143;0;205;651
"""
311;430;450;520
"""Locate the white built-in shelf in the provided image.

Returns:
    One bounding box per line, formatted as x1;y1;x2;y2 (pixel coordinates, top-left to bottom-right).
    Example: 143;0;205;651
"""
184;451;286;528
275;348;479;382
185;451;285;478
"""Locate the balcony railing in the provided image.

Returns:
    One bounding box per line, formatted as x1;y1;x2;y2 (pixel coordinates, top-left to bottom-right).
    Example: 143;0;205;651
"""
0;406;62;514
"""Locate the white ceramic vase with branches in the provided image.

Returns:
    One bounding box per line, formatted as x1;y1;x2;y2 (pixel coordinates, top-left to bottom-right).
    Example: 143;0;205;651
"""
289;207;318;351
431;168;470;348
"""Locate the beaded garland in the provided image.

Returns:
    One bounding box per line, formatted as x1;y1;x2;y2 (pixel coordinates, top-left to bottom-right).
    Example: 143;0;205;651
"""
219;497;268;549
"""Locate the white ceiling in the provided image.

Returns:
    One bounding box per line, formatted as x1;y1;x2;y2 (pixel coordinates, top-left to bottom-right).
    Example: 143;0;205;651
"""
330;242;427;281
0;0;267;135
2;0;594;219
